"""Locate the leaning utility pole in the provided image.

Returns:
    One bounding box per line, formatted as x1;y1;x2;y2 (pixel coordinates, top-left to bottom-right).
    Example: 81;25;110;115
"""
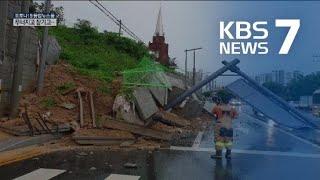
165;59;240;110
37;0;51;94
10;0;30;118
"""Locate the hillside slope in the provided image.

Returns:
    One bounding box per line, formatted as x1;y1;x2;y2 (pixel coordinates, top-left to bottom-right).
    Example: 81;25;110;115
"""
49;20;149;82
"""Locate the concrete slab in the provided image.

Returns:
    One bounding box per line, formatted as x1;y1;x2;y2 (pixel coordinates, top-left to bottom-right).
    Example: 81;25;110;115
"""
117;108;144;126
113;95;144;126
133;87;158;120
165;73;185;90
149;87;167;106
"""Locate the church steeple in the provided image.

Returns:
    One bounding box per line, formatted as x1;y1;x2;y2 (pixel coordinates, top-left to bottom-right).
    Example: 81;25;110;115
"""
154;7;164;36
149;5;170;66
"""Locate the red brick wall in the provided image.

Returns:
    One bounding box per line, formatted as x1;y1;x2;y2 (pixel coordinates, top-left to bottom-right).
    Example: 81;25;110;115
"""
148;36;169;66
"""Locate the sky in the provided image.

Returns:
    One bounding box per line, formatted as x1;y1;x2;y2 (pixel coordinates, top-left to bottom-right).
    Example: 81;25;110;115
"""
53;1;320;84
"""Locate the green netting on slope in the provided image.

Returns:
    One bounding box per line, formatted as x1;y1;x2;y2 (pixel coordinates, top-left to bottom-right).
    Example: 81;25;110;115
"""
122;57;171;88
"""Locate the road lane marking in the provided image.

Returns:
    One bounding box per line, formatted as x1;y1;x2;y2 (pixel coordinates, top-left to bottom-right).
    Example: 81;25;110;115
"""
14;168;66;180
192;131;204;148
105;174;140;180
170;146;320;158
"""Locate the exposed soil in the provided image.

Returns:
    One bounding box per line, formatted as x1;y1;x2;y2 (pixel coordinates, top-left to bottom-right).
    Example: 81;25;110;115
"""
0;62;114;129
0;62;211;151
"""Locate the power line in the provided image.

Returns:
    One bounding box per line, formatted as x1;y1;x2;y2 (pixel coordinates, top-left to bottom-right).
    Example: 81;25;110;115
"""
89;0;144;43
91;0;143;42
93;0;144;43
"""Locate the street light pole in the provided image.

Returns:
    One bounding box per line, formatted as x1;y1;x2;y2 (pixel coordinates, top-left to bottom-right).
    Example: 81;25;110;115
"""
193;50;196;85
184;50;188;88
184;47;202;88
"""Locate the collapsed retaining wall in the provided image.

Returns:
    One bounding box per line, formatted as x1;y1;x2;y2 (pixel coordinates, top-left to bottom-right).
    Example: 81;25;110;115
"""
0;1;60;116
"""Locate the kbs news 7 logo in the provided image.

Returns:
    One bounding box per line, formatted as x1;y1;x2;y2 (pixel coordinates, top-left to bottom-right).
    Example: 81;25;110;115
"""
219;19;300;55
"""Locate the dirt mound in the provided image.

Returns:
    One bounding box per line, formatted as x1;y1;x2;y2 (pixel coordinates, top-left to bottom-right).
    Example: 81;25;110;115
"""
2;62;114;128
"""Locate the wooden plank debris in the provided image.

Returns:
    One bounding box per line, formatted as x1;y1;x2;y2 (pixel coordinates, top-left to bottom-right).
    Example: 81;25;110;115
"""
35;118;49;134
21;113;34;136
89;92;96;128
154;111;190;127
100;119;172;141
36;113;53;134
0;123;71;136
77;90;84;127
73;129;135;145
74;139;129;146
23;106;34;136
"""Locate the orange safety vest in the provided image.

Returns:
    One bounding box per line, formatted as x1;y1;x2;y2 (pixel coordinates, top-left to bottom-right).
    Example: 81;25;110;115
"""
212;104;238;129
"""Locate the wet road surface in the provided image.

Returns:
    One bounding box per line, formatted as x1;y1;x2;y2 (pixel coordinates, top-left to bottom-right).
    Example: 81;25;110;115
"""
1;149;320;180
1;106;320;180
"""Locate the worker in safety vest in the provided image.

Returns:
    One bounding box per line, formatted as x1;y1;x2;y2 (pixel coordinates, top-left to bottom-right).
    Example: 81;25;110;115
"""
211;93;238;159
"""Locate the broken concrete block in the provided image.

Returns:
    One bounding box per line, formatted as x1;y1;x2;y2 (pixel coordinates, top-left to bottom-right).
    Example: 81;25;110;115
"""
167;87;185;105
133;87;158;120
117;108;144;126
113;95;131;113
113;95;144;126
181;99;204;118
69;121;80;131
149;87;168;106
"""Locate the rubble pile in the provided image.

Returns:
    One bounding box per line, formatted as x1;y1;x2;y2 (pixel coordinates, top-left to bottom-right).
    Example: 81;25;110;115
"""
0;62;210;150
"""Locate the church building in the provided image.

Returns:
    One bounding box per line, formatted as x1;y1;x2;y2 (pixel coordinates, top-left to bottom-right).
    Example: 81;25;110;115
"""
148;8;170;66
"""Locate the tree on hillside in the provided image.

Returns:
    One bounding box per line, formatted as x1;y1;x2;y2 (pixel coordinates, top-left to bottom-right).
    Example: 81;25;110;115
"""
74;19;99;44
30;2;64;25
